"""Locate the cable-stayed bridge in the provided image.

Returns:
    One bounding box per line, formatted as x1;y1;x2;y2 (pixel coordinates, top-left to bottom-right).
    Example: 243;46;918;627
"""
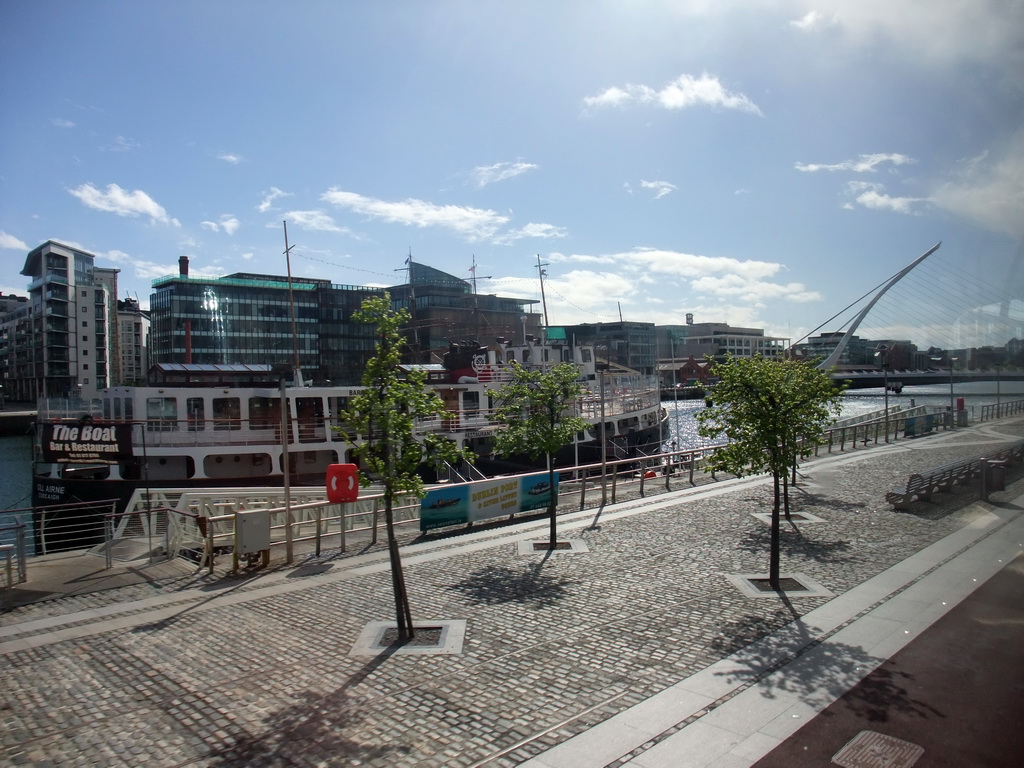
834;368;1024;389
808;242;1023;384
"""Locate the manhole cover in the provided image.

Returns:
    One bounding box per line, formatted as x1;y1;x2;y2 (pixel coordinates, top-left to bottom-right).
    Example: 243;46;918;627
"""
833;730;924;768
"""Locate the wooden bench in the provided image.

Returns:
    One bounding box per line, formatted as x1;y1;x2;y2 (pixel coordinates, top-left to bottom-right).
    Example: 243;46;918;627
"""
886;473;933;510
887;439;1024;511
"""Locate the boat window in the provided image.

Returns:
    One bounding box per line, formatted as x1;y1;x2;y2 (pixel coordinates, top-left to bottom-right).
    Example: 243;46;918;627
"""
581;348;592;363
464;391;480;414
296;397;325;443
506;350;516;363
213;397;241;430
103;399;111;420
124;398;133;421
562;348;572;363
146;397;178;432
249;396;280;430
187;397;205;431
113;398;122;421
522;348;531;362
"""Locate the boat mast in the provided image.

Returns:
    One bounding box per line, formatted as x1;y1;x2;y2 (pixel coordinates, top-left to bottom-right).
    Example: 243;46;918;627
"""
282;221;303;385
536;254;550;328
469;255;492;343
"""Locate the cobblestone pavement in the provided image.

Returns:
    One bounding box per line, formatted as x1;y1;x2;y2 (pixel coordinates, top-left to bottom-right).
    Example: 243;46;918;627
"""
2;419;1023;767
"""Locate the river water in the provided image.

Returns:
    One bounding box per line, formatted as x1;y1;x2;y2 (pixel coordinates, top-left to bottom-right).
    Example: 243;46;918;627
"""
663;381;1024;450
3;381;1024;513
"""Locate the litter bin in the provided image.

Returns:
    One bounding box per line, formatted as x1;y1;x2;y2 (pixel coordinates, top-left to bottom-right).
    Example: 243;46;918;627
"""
987;459;1006;492
981;459;1007;501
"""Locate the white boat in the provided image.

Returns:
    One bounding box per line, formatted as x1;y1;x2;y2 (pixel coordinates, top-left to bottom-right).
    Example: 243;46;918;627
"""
30;337;666;533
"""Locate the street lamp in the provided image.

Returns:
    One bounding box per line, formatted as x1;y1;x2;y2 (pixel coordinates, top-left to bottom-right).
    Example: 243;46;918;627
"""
932;355;958;428
948;357;958;428
874;344;889;442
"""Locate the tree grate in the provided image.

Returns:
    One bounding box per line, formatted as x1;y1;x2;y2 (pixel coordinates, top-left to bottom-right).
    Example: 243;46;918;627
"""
378;626;444;648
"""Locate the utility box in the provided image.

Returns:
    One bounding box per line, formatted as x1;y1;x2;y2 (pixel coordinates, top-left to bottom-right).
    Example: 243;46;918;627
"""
236;509;271;555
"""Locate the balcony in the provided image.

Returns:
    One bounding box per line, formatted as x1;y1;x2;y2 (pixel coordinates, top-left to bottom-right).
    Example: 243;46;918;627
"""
27;273;69;291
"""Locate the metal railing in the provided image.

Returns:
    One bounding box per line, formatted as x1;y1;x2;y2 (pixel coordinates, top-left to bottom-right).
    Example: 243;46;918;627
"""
978;398;1024;423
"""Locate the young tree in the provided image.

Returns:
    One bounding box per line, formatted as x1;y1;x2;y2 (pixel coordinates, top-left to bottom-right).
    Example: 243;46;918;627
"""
340;293;472;640
696;356;843;589
491;362;588;548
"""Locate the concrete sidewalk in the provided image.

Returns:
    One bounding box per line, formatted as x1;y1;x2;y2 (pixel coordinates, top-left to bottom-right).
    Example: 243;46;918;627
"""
2;419;1023;767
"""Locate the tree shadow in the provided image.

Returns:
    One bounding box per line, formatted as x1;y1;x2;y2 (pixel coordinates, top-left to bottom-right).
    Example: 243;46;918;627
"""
710;612;945;723
789;487;870;515
206;652;411;766
733;525;853;564
447;561;574;609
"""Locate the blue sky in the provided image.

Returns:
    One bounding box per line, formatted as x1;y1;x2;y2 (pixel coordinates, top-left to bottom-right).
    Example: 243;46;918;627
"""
2;1;1022;351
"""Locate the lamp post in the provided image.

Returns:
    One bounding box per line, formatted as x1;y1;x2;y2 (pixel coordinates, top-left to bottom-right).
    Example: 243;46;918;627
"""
874;344;889;442
948;357;958;428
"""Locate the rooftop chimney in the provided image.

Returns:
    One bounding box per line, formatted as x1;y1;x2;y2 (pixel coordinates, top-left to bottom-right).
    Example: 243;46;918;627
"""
179;256;189;277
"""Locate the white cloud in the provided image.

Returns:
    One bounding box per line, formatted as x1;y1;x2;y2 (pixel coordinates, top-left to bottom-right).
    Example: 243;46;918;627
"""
640;180;677;199
794;0;1024;71
103;136;141;153
102;250;179;279
795;153;915;173
548;248;822;314
322;188;510;242
584;72;762;115
472;161;537;187
930;130;1024;237
201;215;241;235
67;182;180;226
283;209;351;234
789;10;830;31
217;152;244;164
845;181;927;214
50;118;75;128
257;187;291;213
494;222;569;244
0;231;28;250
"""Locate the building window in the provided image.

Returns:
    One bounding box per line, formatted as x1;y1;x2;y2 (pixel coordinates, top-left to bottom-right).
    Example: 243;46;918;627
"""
82;364;88;370
82;335;88;342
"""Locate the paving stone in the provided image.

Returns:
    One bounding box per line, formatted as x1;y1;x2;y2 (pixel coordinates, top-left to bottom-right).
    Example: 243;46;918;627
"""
1;424;1022;766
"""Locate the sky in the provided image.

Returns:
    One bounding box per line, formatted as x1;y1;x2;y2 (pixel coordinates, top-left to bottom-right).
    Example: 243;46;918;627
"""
2;0;1022;352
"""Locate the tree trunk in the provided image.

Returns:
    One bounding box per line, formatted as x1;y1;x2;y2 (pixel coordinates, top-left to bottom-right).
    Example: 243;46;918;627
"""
770;472;781;590
783;472;791;521
547;458;557;548
384;435;414;640
384;496;414;641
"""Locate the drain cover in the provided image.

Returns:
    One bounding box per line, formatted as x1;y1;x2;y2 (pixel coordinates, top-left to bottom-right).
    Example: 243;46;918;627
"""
833;730;924;768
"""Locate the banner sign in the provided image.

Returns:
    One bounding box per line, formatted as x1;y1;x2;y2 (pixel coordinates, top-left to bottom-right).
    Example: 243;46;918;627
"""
420;471;557;531
40;421;133;464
